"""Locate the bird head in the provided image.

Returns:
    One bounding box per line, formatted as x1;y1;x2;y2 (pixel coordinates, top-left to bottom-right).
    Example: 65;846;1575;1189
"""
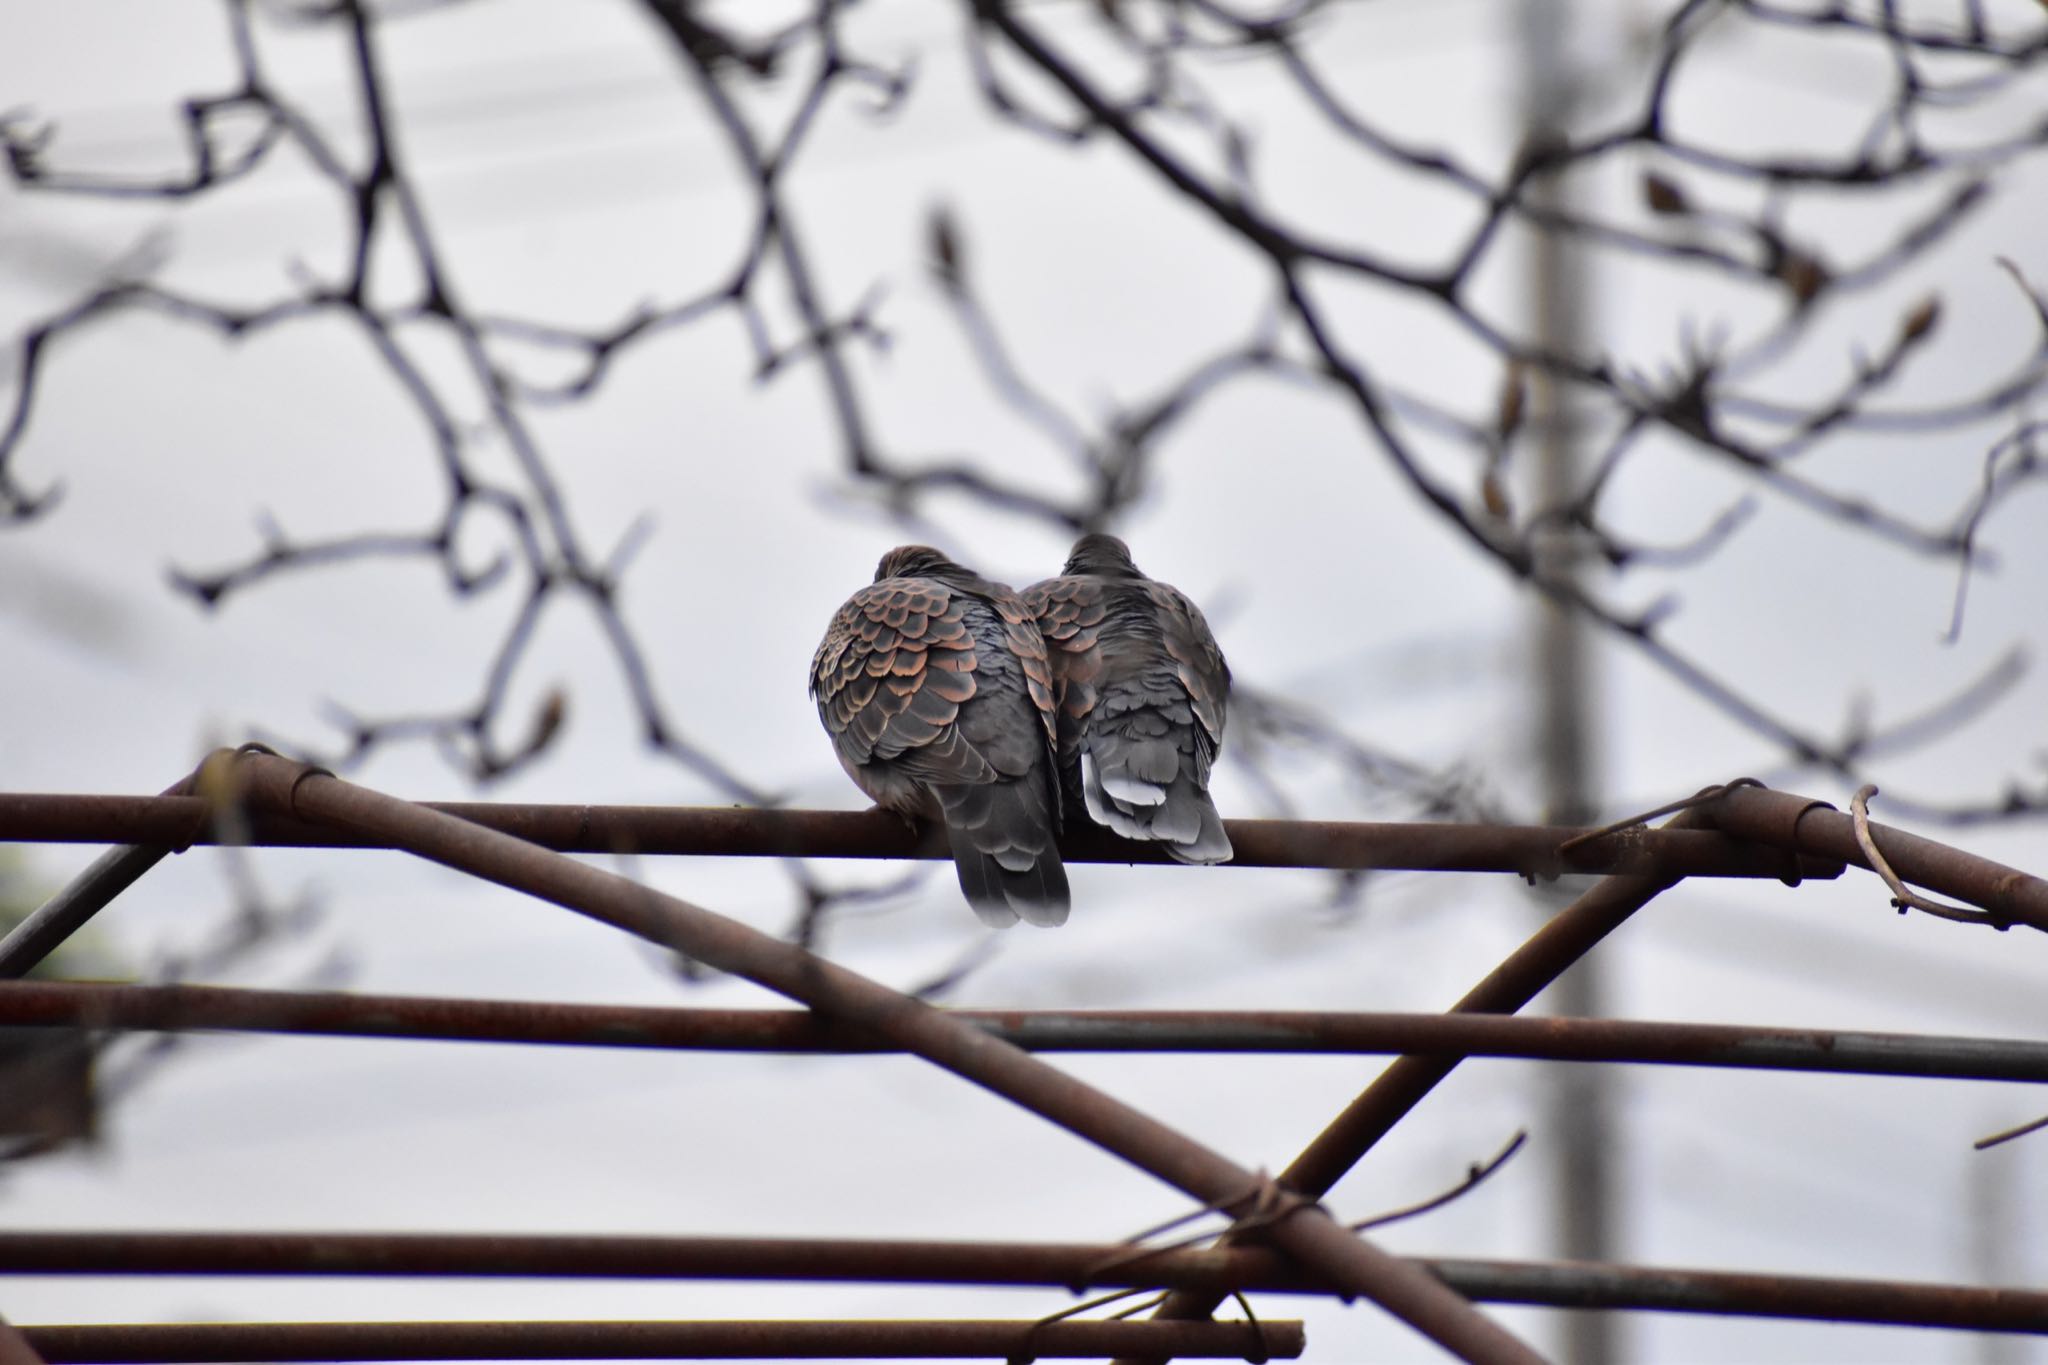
1062;533;1141;578
874;544;963;583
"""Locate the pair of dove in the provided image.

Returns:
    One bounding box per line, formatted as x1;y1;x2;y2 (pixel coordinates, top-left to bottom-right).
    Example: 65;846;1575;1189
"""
810;534;1231;929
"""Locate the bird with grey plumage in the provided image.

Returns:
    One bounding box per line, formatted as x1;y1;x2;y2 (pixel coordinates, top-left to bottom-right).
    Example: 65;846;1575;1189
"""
810;545;1071;927
1023;533;1232;864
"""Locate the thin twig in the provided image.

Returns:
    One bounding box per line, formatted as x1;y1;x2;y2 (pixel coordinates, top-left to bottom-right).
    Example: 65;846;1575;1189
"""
1349;1130;1530;1234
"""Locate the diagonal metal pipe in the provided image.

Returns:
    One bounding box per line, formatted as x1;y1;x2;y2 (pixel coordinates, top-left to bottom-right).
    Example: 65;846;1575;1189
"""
0;779;211;981
211;748;1547;1365
1276;812;1704;1199
0;1315;46;1365
1113;808;1705;1363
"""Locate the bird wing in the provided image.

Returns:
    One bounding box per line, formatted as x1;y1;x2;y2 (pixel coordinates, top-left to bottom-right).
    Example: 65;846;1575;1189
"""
1148;580;1229;763
1021;574;1107;739
810;578;996;785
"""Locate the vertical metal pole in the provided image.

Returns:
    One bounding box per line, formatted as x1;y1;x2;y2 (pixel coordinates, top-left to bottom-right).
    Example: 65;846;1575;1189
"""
1971;1145;2026;1365
1517;3;1614;1363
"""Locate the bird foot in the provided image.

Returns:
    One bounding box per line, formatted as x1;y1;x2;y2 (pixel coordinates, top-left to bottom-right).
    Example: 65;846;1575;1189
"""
869;802;922;836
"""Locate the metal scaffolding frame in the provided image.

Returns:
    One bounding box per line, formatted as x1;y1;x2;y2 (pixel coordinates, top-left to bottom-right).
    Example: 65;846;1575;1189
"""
1;749;2045;1363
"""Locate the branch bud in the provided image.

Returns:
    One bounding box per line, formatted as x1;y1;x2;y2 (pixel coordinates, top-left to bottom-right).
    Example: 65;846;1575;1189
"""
927;207;963;289
1777;250;1829;305
1900;295;1941;345
1496;360;1527;440
1642;172;1687;216
1481;468;1513;521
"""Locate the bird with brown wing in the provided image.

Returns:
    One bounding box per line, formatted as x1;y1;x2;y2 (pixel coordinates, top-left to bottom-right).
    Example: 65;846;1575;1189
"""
810;545;1070;926
1024;533;1232;864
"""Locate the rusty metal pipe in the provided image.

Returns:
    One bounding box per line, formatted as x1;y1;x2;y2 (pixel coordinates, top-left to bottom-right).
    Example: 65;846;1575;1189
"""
0;792;1841;880
1705;785;2048;932
9;1237;2048;1335
1280;817;1703;1199
0;847;164;981
6;981;2048;1082
0;1230;1290;1289
1432;1256;2048;1333
13;1318;1303;1362
211;750;1544;1365
0;780;207;980
0;1316;45;1365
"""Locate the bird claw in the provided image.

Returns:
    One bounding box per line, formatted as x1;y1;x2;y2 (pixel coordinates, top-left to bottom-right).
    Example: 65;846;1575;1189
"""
869;802;922;836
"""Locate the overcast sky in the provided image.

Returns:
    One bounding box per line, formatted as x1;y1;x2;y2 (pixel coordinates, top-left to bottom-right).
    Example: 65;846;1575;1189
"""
5;1;2048;1361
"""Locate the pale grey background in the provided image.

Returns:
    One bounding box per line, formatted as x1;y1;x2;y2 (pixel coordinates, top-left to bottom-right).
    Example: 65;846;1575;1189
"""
3;1;2047;1360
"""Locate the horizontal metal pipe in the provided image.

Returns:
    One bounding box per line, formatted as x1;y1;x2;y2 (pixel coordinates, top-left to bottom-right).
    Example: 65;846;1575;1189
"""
1707;785;2048;931
1436;1256;2048;1334
3;1231;1274;1289
0;792;1841;879
6;1235;2048;1336
4;982;2047;1082
13;1319;1303;1362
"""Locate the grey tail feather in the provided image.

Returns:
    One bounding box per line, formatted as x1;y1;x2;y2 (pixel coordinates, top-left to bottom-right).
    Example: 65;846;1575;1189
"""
1083;749;1232;864
1008;854;1071;926
948;842;1022;928
1163;795;1233;865
935;783;1071;928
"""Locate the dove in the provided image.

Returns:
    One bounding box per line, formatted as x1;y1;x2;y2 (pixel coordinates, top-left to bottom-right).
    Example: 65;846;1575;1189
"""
811;545;1070;927
1023;533;1232;864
